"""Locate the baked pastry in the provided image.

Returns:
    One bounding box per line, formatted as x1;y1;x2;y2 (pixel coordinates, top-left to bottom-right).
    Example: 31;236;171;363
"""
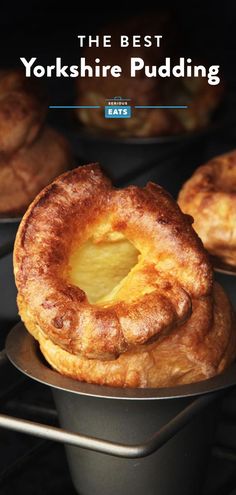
178;150;236;267
14;165;236;388
77;76;222;139
76;15;223;137
0;70;46;156
0;69;72;217
0;127;72;218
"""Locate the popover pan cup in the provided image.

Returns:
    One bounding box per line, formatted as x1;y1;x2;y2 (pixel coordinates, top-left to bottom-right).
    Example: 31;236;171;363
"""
52;98;234;183
6;323;236;495
0;221;19;323
212;258;236;309
64;127;208;183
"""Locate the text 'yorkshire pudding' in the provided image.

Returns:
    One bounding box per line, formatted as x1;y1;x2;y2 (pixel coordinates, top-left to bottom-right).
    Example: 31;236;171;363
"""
14;165;236;388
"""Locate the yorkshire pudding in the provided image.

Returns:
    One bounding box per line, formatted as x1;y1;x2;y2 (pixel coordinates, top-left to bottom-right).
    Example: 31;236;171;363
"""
76;14;223;137
14;165;236;387
0;70;46;156
77;76;222;138
0;127;72;218
178;150;236;267
0;69;72;218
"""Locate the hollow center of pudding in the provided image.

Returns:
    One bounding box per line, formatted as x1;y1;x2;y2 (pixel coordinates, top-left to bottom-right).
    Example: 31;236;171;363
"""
68;235;139;304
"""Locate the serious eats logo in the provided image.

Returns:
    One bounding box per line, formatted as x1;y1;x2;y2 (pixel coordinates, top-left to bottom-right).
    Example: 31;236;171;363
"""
104;97;131;118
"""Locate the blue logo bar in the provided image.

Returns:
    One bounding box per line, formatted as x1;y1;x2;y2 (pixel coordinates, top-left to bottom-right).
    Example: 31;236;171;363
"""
105;105;131;119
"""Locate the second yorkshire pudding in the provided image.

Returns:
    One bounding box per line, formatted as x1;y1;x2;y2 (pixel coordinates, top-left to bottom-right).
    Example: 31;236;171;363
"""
75;14;223;137
0;127;72;218
0;69;72;218
0;70;46;155
14;165;236;387
178;150;236;267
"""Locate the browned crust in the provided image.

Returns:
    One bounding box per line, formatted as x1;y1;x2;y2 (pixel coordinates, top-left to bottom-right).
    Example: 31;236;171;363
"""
76;77;222;137
178;149;236;266
0;70;47;156
0;69;72;217
0;127;72;217
14;164;213;362
19;282;236;388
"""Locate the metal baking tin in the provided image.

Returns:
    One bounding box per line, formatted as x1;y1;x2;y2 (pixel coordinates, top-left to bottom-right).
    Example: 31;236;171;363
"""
67;127;210;183
5;323;236;495
212;256;236;277
212;257;236;309
0;222;19;321
0;217;21;224
52;97;235;183
6;323;236;400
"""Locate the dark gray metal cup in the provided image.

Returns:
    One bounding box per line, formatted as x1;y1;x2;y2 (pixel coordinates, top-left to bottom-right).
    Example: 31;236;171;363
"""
53;390;217;495
6;324;236;495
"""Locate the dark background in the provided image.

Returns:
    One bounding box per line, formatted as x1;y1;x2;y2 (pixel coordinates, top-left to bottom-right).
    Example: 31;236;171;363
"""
0;1;235;103
1;5;236;495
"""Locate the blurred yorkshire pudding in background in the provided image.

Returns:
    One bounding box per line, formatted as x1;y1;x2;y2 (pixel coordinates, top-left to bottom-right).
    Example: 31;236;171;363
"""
0;127;72;218
0;69;72;218
75;13;223;138
0;70;46;156
77;76;222;138
178;149;236;267
14;165;236;387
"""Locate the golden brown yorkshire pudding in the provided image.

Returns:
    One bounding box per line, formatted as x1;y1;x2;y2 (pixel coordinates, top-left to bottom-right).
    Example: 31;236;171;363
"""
14;165;236;387
178;150;236;267
0;69;72;218
0;70;46;155
0;127;72;218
